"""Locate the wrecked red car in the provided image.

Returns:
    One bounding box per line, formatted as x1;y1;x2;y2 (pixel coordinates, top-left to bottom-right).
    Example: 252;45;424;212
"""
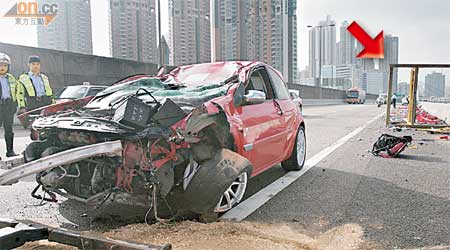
0;61;305;220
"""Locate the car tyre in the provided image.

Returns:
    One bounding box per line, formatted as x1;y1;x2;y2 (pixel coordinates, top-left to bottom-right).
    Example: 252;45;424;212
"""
282;125;306;171
182;149;253;217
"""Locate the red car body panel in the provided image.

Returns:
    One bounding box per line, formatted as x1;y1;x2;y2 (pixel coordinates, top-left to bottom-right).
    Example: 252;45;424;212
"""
17;96;94;128
166;61;303;177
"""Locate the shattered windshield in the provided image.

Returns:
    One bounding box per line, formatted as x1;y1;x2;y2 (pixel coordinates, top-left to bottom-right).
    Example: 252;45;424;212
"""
98;78;167;95
89;77;230;109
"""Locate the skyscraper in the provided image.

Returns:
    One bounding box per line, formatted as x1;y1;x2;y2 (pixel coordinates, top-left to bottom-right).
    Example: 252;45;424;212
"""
110;0;158;63
380;34;399;92
213;0;248;61
168;0;211;65
425;72;446;98
336;21;356;65
308;15;336;85
365;71;389;94
37;0;93;54
213;0;298;84
160;36;170;66
286;0;298;84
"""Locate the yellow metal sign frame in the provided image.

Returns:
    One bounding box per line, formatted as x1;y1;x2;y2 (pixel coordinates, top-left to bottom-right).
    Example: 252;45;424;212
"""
386;64;450;128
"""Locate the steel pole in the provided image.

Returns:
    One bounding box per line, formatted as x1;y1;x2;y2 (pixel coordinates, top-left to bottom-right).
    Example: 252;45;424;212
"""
318;26;322;99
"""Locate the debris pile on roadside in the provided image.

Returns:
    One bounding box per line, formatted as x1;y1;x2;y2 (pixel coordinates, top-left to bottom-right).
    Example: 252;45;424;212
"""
389;105;447;126
415;106;446;125
417;127;450;134
371;134;412;158
19;221;370;250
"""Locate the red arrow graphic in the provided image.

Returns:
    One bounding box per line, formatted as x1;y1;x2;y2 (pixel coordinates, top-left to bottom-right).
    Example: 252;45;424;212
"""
347;21;384;59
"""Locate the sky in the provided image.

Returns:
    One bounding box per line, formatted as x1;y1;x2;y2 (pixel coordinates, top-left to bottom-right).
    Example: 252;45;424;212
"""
0;0;449;83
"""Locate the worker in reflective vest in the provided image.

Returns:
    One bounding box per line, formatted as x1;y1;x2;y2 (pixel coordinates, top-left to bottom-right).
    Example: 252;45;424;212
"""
0;53;25;159
18;55;53;111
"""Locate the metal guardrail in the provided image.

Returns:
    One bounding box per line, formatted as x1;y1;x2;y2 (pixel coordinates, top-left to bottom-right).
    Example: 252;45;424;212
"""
0;218;171;250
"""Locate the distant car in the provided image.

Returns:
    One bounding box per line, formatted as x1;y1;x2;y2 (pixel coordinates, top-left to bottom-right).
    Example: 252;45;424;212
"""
377;93;387;104
17;85;108;128
376;93;387;107
55;85;107;103
288;89;303;112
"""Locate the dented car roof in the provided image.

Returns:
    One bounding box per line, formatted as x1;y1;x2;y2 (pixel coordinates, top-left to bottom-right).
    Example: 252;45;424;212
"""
86;61;263;110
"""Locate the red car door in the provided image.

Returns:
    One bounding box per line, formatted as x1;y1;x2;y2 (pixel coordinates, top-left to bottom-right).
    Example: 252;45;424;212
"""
266;67;299;161
233;67;286;175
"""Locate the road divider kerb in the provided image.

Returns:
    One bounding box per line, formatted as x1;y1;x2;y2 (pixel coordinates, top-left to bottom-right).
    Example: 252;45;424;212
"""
220;112;385;222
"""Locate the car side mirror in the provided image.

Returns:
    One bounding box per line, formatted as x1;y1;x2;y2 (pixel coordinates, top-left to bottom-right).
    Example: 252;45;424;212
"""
243;90;266;105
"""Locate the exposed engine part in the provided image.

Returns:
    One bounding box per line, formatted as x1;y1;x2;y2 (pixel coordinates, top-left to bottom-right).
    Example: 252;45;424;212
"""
24;140;55;163
113;94;159;129
31;184;57;203
152;98;186;127
91;161;109;193
39;167;65;189
53;158;116;200
57;131;97;146
152;185;174;223
153;163;175;197
184;107;235;161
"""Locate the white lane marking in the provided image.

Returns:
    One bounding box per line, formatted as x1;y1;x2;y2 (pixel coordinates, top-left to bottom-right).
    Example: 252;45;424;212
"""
221;112;385;222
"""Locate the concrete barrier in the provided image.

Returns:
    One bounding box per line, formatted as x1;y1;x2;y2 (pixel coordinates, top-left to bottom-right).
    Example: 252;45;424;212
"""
287;83;378;101
420;102;450;123
0;42;159;90
302;99;345;106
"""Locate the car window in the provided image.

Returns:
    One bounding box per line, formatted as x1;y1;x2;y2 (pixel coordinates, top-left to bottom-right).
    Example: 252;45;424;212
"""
57;86;88;99
245;68;274;100
267;67;289;100
87;87;104;96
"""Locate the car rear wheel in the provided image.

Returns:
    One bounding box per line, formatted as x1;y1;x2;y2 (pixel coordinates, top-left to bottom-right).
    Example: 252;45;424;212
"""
282;125;306;171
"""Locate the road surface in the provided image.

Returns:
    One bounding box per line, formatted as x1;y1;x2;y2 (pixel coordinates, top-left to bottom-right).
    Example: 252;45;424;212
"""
1;104;449;250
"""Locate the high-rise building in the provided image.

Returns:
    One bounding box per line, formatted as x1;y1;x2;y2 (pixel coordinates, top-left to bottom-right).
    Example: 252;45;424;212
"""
110;0;158;63
37;0;93;54
364;71;389;94
169;0;211;65
286;0;298;84
354;35;398;93
336;21;356;65
213;0;249;61
212;0;298;84
355;40;376;72
160;36;170;65
380;35;399;92
425;72;446;98
335;64;359;89
308;15;336;86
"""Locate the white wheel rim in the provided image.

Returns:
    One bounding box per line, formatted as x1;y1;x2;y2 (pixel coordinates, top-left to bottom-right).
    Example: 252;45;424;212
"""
214;172;248;213
296;129;306;167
